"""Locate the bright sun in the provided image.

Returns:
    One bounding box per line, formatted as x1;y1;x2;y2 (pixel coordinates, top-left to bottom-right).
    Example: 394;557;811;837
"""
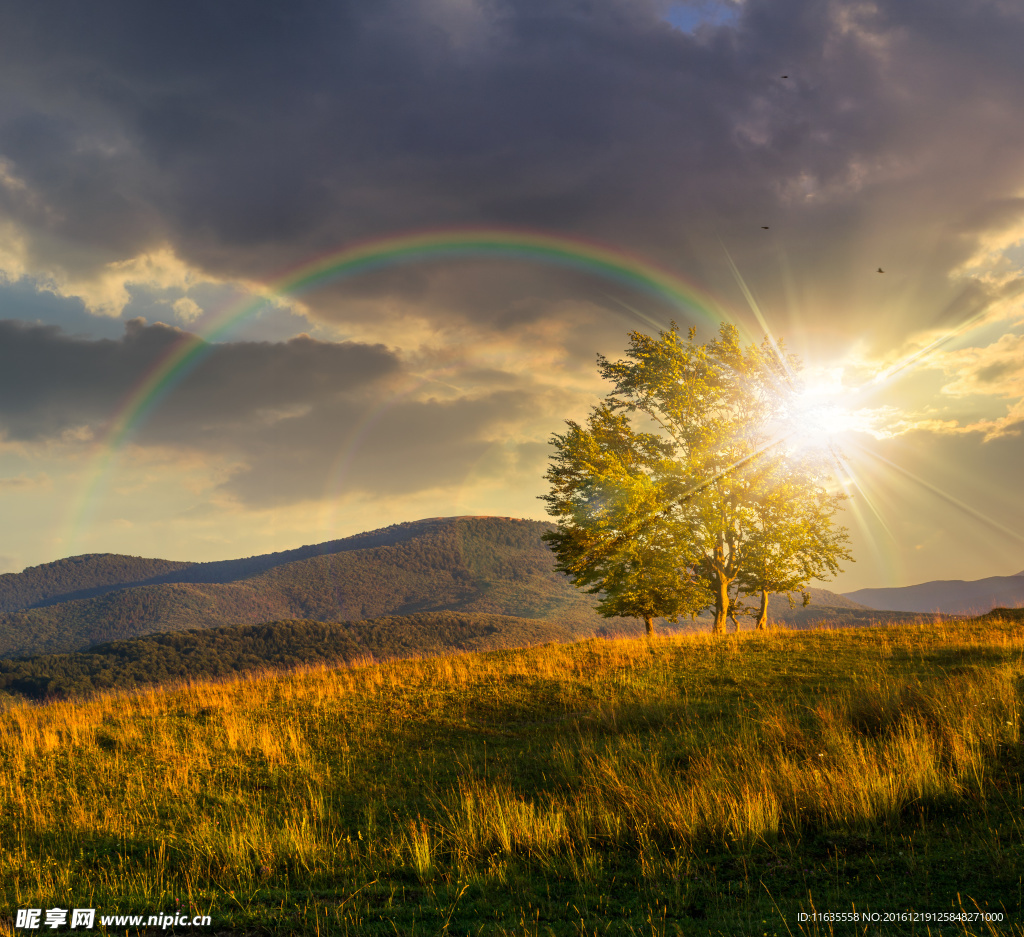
782;371;869;452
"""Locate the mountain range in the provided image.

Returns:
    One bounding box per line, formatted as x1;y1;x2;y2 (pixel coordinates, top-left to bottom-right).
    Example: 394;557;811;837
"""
0;516;892;662
844;570;1024;615
0;517;596;658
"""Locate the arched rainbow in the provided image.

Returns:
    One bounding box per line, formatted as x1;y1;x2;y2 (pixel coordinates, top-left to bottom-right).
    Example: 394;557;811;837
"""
69;227;735;548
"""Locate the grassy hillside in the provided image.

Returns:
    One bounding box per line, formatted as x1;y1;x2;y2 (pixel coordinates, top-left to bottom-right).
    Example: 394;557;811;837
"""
758;604;931;629
0;610;925;703
1;618;1021;935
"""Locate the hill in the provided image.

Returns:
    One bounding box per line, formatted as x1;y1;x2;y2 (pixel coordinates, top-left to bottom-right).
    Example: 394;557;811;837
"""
0;601;928;705
0;518;611;658
844;570;1024;614
0;516;916;660
0;611;591;700
1;618;1021;935
0;553;194;612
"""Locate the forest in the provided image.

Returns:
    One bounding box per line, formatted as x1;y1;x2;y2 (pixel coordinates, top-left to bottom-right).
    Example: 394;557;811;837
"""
0;611;587;700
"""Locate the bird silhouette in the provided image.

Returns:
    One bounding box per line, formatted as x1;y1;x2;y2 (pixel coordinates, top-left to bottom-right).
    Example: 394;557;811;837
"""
761;226;770;229
781;75;789;79
877;267;884;273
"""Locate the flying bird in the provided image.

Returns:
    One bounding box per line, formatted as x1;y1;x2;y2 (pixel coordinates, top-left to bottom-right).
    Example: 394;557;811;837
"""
877;267;884;273
761;226;770;229
780;75;789;79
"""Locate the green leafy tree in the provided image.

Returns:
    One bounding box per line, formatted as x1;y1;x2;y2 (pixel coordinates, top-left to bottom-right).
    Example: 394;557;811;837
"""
737;448;853;629
542;406;710;634
542;323;852;634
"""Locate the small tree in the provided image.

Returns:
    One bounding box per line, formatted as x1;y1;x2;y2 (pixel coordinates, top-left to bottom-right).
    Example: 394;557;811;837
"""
737;449;852;629
542;406;710;634
542;323;852;634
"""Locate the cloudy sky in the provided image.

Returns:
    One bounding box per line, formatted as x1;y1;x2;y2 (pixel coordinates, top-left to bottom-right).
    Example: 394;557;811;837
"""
2;0;1024;591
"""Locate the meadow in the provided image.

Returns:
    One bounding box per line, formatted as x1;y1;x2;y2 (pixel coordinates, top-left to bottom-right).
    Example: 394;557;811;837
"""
1;616;1022;935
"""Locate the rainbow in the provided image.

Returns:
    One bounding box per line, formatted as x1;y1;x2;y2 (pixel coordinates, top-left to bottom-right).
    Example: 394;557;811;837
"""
69;227;735;547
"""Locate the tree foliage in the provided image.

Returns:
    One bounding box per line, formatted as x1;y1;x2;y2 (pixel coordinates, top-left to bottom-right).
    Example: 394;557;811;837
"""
737;446;853;628
542;323;852;633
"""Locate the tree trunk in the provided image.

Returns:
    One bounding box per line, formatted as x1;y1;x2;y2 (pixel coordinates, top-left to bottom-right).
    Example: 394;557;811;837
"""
713;574;729;634
644;616;654;636
756;588;769;630
711;534;733;635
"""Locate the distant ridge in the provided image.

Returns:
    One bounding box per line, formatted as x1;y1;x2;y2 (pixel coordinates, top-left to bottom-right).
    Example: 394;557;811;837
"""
2;517;475;611
0;518;608;658
844;572;1024;614
0;554;195;612
0;515;914;662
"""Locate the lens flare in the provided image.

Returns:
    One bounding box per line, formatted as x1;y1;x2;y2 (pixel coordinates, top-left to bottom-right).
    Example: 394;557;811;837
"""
781;371;888;453
719;236;1023;585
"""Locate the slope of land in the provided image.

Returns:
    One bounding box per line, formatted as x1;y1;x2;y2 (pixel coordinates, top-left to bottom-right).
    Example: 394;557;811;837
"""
0;612;592;700
844;570;1024;614
0;606;923;703
759;604;928;628
0;518;609;658
0;516;884;660
1;618;1021;935
0;554;195;612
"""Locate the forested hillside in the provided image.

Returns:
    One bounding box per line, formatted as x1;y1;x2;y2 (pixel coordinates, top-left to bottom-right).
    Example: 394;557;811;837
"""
0;554;194;612
0;611;584;700
0;517;484;612
0;518;603;658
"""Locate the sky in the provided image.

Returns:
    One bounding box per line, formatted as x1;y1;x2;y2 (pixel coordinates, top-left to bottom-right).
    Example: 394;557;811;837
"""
1;0;1024;592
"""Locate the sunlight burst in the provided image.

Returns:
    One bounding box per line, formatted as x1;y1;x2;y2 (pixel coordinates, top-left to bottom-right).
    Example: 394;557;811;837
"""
782;370;874;451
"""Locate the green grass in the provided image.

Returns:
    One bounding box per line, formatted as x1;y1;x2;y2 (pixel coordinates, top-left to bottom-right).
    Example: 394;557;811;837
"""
1;617;1022;935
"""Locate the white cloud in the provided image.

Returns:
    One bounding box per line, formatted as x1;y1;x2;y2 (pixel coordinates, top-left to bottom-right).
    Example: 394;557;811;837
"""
53;247;202;318
171;296;203;323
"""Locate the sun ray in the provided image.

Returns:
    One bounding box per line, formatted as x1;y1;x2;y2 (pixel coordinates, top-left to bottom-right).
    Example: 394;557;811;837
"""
870;303;998;389
601;294;673;334
831;447;898;545
856;446;1024;546
719;242;795;379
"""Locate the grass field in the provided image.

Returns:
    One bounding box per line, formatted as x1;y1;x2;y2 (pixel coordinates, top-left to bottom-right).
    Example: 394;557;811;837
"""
1;617;1022;935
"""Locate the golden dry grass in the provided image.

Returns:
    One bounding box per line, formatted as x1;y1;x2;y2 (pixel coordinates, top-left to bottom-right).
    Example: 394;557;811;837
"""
0;618;1021;934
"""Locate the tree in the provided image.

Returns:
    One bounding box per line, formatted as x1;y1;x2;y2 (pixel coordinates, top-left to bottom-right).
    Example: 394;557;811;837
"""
736;447;852;629
542;323;852;634
542;405;710;634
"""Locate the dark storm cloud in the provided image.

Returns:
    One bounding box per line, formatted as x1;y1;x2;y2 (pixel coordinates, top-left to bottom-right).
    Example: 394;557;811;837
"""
0;318;400;441
2;0;1024;340
0;317;544;506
